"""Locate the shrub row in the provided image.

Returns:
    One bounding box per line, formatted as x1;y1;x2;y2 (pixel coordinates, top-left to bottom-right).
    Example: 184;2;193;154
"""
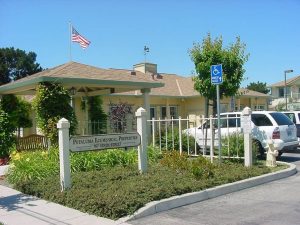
15;156;283;220
7;146;162;185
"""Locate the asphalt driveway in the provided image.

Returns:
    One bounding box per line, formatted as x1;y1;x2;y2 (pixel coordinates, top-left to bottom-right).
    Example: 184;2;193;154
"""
129;152;300;225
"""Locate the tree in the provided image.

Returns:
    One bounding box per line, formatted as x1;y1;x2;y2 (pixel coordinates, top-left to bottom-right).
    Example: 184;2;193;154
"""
1;95;32;136
87;96;107;134
33;82;77;143
0;47;42;85
189;34;249;116
246;81;270;94
0;108;15;159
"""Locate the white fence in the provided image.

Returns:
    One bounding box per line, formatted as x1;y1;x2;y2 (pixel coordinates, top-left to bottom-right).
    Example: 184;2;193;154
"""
147;114;243;160
77;114;244;160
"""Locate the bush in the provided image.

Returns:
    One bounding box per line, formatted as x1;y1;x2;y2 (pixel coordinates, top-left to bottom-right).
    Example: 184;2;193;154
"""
7;148;59;184
154;128;197;153
33;82;77;143
0;109;15;158
190;156;215;179
14;161;283;220
160;150;189;171
160;151;215;179
221;133;244;157
221;133;258;164
7;146;162;185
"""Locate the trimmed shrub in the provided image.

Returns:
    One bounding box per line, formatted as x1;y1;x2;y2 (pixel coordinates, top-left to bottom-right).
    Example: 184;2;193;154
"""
14;161;284;220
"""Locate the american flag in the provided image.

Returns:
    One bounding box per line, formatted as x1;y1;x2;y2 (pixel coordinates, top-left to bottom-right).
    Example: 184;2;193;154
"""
71;27;91;49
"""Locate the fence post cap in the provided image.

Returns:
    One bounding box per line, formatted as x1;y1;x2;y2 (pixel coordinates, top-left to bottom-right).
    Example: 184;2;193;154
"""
242;107;252;116
135;107;147;116
57;118;70;129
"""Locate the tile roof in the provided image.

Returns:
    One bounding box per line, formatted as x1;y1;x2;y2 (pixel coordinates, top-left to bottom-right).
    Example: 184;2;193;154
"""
269;75;300;87
0;61;270;98
0;61;164;95
4;61;161;84
113;73;270;98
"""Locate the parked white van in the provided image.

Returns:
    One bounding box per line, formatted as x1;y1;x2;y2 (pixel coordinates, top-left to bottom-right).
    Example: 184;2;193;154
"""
184;111;298;157
282;111;300;143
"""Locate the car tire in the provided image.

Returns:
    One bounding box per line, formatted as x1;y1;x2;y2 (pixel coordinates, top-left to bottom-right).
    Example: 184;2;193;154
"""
252;139;264;159
276;151;283;159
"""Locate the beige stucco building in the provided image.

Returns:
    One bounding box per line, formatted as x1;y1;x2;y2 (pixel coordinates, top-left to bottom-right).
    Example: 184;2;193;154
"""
269;75;300;110
0;61;271;136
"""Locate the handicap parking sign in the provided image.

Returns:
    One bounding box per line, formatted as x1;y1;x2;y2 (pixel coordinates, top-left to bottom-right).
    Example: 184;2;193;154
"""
211;64;223;85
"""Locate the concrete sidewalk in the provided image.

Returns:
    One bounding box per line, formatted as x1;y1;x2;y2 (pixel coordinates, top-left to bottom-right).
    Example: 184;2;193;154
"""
0;185;129;225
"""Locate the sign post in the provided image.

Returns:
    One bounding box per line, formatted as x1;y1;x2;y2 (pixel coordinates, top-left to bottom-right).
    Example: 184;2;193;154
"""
57;118;142;191
241;107;253;167
135;107;148;173
57;118;71;191
211;64;223;162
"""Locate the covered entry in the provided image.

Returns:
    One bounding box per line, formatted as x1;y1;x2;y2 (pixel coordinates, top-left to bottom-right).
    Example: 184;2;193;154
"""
0;61;164;135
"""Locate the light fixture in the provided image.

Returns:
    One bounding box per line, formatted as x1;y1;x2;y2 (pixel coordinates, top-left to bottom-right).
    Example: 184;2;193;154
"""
69;87;77;96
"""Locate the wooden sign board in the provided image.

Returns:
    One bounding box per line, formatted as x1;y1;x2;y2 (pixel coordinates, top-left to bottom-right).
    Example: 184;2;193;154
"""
69;133;141;152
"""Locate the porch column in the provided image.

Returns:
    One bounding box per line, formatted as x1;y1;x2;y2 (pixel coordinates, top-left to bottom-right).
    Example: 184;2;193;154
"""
141;88;151;120
166;98;170;118
141;88;151;139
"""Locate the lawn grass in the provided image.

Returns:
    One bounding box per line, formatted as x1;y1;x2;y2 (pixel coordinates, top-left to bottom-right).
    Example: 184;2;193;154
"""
14;159;287;220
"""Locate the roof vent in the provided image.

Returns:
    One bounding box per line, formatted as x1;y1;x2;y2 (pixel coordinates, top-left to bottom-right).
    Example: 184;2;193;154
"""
131;71;136;75
156;73;163;79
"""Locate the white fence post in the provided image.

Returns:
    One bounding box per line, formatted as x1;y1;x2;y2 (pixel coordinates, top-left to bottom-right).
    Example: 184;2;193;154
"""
210;115;214;163
242;107;253;167
57;118;71;191
152;118;155;147
179;116;182;155
136;107;148;173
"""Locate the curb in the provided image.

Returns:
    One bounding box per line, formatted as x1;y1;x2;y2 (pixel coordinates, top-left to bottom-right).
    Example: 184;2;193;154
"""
117;162;297;223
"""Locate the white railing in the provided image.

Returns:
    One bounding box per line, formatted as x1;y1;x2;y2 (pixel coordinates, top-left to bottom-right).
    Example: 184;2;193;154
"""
148;115;243;161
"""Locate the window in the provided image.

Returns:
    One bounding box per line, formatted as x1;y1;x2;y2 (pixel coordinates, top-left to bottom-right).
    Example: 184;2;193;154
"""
254;105;265;111
170;106;178;119
270;112;293;125
251;114;273;126
279;87;290;97
284;113;296;123
160;106;178;119
150;107;156;119
220;104;228;113
220;114;241;128
278;88;284;97
161;106;167;119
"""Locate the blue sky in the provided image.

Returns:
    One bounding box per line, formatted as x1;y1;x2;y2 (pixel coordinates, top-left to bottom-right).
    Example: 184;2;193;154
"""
1;0;299;87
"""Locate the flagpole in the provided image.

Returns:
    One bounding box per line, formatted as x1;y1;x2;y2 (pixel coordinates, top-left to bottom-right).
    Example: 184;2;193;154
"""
69;21;72;61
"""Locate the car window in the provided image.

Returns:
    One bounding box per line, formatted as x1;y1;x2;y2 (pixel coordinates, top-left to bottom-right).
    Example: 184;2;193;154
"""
251;114;273;126
284;113;296;123
220;114;240;128
270;112;294;125
200;121;211;129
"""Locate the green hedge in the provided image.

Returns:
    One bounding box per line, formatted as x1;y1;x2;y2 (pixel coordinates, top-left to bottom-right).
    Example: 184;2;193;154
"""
14;155;283;220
